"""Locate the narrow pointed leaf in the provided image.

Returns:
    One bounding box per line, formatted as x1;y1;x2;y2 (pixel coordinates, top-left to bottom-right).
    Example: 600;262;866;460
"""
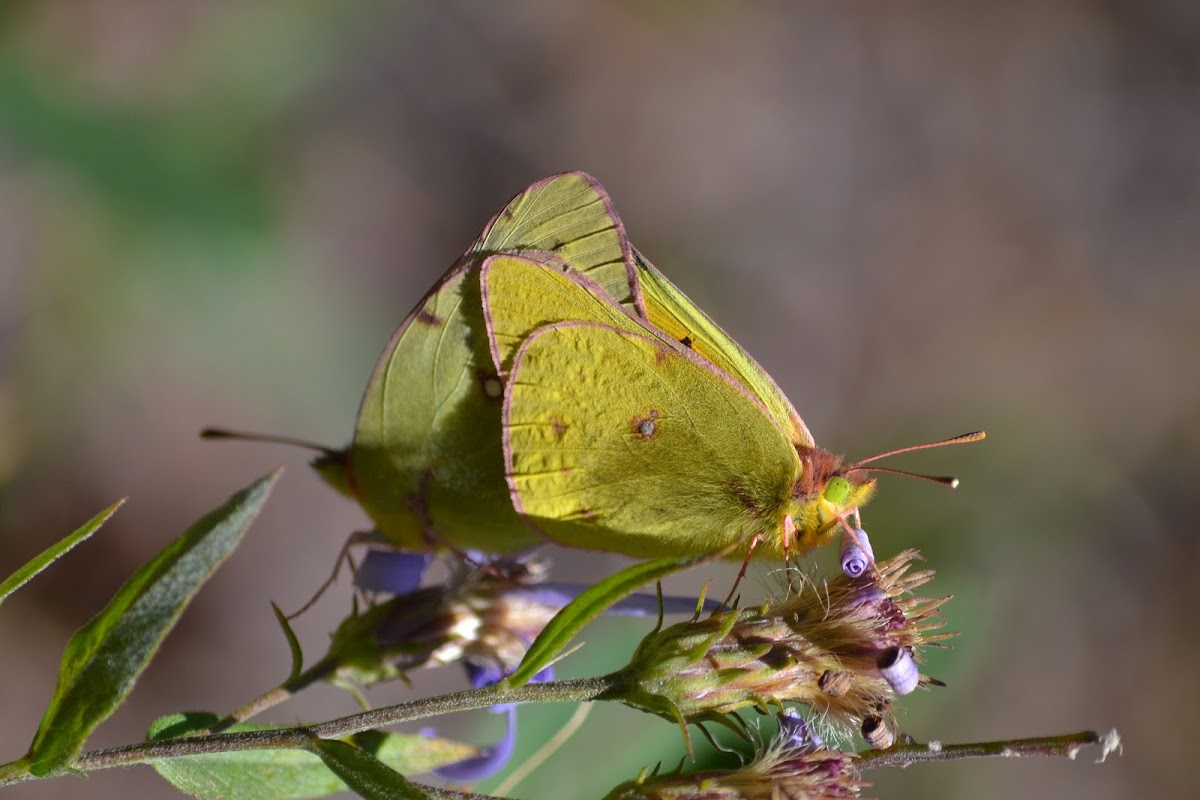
271;601;305;682
506;554;706;687
308;739;433;800
0;499;124;606
24;471;281;776
146;714;473;800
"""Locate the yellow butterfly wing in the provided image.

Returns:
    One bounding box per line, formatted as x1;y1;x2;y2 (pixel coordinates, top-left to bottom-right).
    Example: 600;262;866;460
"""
474;172;644;313
349;174;640;552
481;252;647;377
634;249;813;448
503;321;801;559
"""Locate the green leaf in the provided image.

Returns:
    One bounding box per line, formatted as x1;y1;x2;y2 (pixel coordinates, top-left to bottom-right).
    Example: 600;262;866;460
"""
506;555;706;687
146;714;473;800
23;471;281;776
271;601;305;682
0;499;124;607
308;739;433;800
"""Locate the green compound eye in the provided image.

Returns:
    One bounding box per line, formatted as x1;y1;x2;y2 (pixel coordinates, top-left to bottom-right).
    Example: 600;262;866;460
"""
823;476;851;505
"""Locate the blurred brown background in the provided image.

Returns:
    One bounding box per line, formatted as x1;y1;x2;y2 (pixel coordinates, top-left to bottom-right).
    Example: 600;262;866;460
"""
0;1;1195;798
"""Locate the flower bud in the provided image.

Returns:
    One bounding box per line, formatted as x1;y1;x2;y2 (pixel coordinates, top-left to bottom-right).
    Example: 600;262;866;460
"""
877;646;919;696
840;528;874;578
861;715;894;750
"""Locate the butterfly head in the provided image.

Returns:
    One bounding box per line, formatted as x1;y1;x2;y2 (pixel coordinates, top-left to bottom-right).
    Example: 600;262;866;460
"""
789;446;877;552
788;431;987;553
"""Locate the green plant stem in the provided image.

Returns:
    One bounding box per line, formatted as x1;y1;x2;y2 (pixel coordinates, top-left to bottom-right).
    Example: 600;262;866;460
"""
856;729;1116;770
209;654;340;732
0;759;32;786
0;675;620;787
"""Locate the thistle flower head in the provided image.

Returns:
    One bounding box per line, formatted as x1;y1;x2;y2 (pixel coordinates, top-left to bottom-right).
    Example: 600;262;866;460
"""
611;549;950;744
325;552;560;687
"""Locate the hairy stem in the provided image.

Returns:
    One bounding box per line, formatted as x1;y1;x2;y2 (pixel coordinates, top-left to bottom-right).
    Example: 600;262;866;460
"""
857;729;1120;770
418;785;502;800
0;675;620;788
209;655;340;733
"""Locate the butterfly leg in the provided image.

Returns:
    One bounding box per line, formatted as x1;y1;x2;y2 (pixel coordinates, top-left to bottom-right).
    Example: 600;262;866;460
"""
716;533;762;612
782;514;797;552
405;475;487;563
405;474;514;582
287;528;382;619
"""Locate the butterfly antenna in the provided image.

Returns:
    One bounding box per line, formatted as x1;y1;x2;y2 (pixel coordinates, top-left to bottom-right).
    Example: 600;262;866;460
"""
854;465;960;487
848;430;985;488
853;431;986;467
200;427;340;458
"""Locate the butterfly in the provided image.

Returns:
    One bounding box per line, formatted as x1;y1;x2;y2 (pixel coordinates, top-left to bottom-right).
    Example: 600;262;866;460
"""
206;172;981;561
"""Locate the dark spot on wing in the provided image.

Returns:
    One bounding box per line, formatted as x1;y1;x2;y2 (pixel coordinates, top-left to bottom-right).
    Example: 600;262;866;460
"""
551;417;569;439
416;308;442;327
631;409;660;440
571;507;599;520
680;335;693;348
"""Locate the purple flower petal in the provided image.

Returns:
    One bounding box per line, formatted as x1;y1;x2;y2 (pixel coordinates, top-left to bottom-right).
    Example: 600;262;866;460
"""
355;550;431;595
846;584;887;609
464;658;555;716
840;528;875;579
877;646;919;695
778;707;823;750
433;658;557;782
464;659;507;691
431;705;517;783
521;583;717;616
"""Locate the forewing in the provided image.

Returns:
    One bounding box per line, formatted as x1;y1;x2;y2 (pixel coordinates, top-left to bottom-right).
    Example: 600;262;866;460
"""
634;249;813;447
475;172;643;314
481;253;645;377
504;322;800;558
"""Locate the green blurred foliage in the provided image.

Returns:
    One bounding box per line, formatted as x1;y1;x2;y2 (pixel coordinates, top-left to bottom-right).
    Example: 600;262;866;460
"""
0;1;1196;798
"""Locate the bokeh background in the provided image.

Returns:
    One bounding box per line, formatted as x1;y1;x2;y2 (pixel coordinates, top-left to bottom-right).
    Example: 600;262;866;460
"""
1;1;1195;798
